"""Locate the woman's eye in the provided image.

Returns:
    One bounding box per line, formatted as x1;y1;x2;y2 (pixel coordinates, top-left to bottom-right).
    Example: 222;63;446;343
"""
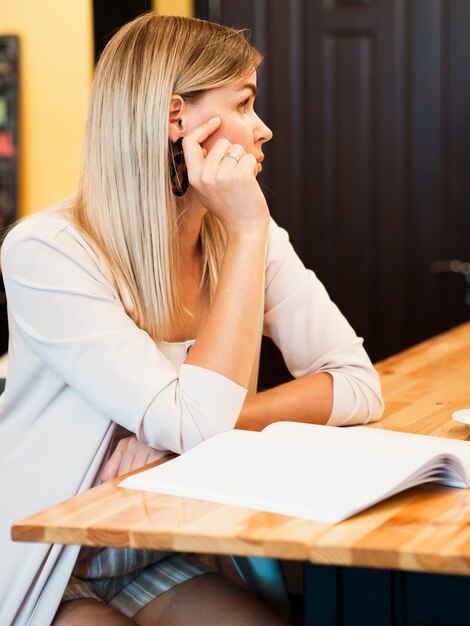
239;98;250;113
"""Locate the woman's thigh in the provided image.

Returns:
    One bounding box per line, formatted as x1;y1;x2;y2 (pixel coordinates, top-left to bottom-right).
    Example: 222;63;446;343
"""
134;572;290;626
52;598;137;626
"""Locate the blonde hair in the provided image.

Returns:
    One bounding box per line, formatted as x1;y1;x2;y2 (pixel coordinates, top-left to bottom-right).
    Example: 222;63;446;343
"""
72;13;262;339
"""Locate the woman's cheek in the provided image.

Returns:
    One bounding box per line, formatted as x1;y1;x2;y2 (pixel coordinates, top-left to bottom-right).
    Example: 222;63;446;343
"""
200;120;251;153
201;124;233;152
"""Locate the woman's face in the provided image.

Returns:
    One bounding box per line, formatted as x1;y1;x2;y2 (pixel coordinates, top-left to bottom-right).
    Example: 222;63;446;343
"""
183;72;273;168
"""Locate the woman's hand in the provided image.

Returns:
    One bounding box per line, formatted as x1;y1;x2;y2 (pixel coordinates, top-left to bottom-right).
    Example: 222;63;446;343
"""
101;436;166;482
182;118;270;237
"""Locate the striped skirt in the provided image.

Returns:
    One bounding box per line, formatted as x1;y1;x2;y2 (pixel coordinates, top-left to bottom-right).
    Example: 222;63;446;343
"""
62;546;213;617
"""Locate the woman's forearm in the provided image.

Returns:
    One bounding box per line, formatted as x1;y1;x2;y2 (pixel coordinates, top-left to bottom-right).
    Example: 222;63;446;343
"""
235;372;333;431
185;229;268;389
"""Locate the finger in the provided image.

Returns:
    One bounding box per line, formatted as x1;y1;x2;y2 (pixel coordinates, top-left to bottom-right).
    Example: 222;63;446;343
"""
131;447;155;472
201;137;233;172
221;151;258;177
119;439;159;476
118;448;138;476
101;448;124;482
182;117;221;174
219;144;245;168
236;152;258;174
148;449;162;464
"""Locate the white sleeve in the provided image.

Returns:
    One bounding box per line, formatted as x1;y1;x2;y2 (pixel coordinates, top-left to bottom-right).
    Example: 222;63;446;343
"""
263;219;384;426
1;222;247;453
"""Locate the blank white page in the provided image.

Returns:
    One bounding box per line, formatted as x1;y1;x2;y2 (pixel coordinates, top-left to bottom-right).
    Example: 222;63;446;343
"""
120;425;468;523
265;422;470;478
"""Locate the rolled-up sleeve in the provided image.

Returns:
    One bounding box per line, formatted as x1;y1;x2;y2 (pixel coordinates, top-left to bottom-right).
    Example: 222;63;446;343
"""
1;220;247;453
263;219;384;425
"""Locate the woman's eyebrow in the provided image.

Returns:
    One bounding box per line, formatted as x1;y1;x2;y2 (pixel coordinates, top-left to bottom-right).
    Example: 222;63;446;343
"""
238;83;257;97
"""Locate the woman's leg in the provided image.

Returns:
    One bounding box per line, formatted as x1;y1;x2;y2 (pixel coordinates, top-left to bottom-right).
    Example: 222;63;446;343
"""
134;573;290;626
52;598;137;626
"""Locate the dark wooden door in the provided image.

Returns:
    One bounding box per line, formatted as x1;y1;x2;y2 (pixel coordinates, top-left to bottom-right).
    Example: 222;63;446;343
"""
197;0;470;388
197;5;470;624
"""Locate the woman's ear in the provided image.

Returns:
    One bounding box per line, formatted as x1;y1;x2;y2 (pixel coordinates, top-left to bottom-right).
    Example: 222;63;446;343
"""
168;95;186;143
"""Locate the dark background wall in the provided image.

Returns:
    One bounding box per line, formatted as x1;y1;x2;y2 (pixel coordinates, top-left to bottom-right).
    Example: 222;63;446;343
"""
196;0;470;390
92;0;152;63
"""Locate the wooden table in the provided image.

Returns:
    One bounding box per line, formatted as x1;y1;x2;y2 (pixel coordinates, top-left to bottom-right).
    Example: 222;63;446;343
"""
12;322;470;623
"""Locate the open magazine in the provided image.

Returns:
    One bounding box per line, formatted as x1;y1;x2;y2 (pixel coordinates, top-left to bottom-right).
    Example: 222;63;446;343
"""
119;421;470;523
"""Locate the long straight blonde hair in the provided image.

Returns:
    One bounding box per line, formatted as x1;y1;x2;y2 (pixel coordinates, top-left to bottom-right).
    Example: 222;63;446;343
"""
72;13;262;339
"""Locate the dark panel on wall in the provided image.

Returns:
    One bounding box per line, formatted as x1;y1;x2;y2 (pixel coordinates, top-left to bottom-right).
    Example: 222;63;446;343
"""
0;35;19;234
444;0;470;328
322;34;376;339
374;0;408;361
194;1;210;20
406;0;443;348
307;0;400;360
0;36;19;356
93;0;152;62
199;0;470;391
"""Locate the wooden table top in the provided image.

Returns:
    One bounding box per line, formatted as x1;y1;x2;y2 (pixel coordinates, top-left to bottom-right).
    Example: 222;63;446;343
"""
12;322;470;575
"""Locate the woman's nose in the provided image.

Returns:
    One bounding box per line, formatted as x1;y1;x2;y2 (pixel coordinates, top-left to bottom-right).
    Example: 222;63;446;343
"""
255;116;273;143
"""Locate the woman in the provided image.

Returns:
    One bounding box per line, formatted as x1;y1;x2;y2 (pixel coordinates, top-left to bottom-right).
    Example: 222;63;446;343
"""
0;13;383;626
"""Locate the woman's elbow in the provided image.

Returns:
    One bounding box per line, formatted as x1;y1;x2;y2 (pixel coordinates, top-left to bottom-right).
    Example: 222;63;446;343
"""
367;392;385;423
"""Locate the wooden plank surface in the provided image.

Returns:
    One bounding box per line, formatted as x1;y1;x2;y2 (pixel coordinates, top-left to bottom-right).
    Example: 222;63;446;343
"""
12;322;470;574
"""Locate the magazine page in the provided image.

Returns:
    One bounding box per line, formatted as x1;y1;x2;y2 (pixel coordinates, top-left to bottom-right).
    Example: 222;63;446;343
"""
263;422;470;486
120;425;466;523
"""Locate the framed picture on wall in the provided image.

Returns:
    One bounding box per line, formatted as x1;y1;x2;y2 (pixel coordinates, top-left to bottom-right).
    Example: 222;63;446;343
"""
0;35;19;234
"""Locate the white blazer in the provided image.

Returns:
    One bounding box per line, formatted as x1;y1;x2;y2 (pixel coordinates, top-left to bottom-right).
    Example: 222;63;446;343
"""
0;209;383;625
